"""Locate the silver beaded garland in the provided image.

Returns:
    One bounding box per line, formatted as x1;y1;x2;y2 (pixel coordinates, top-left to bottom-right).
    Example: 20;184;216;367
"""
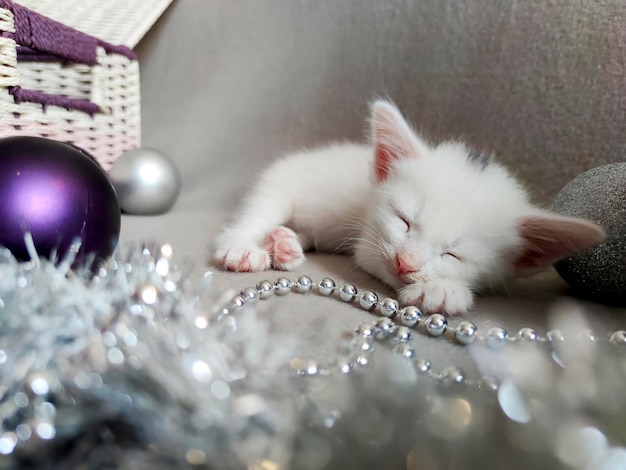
485;327;509;350
355;323;375;338
400;306;422;327
379;297;400;317
415;359;432;374
256;280;274;300
546;329;565;344
393;343;416;359
478;376;499;392
290;358;323;377
337;358;353;374
455;321;478;345
440;366;466;388
516;327;538;343
318;278;336;296
240;287;259;303
358;291;379;311
274;277;292;296
231;294;246;308
339;284;357;302
295;276;313;293
609;330;626;346
392;326;413;343
355;354;371;367
577;329;596;343
374;317;396;338
229;275;626;400
425;314;447;337
351;336;374;352
210;272;626;470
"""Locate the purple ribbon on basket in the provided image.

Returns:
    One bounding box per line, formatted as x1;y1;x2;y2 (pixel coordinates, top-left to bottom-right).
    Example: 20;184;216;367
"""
0;0;137;114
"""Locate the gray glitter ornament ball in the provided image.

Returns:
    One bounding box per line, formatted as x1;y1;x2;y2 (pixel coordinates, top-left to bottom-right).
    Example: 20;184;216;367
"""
109;148;182;215
552;163;626;304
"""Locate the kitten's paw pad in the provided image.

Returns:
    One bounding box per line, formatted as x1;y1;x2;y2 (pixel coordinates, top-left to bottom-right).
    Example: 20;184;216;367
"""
215;244;271;272
264;226;305;270
398;280;473;316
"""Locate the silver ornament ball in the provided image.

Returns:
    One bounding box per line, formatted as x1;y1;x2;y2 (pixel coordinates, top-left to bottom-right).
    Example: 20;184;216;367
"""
109;147;182;215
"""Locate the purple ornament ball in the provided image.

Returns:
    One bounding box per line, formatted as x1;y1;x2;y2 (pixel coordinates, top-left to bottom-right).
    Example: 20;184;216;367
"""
0;136;121;265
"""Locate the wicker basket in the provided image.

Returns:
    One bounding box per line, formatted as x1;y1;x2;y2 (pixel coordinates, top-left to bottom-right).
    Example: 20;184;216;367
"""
0;0;141;170
14;0;174;48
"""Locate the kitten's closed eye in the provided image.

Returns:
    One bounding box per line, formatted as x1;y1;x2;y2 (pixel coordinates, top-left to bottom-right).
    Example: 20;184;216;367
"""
399;215;410;232
443;251;462;261
393;210;411;232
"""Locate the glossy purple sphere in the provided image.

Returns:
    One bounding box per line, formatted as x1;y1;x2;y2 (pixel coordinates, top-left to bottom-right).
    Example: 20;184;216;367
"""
0;136;121;265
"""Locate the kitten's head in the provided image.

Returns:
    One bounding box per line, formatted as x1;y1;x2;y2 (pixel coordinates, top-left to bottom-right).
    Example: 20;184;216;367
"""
353;100;605;292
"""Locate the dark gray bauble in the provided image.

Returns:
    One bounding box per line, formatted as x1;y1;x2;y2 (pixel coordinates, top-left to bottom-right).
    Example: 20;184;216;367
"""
552;163;626;304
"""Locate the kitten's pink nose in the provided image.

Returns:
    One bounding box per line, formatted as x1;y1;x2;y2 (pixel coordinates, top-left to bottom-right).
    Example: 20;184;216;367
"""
396;253;418;275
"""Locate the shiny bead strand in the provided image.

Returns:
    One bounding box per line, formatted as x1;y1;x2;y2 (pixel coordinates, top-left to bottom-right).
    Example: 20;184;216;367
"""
218;276;626;390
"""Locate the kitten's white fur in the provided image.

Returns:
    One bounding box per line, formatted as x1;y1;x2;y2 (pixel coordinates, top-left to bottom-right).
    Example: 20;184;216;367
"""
214;100;605;315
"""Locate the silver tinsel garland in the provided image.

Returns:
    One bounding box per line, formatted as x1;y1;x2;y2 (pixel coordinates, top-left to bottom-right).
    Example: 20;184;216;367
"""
0;241;625;469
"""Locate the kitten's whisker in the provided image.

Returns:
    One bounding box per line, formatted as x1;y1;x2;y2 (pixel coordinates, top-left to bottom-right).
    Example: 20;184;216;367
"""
344;218;388;247
348;237;389;264
370;188;394;197
344;239;382;258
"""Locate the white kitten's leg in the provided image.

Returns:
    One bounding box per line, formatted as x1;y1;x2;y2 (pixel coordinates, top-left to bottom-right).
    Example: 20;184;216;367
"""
216;243;270;272
215;189;294;272
398;280;474;316
263;226;305;270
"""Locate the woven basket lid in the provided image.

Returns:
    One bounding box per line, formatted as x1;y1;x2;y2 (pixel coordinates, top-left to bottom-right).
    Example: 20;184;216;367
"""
13;0;173;48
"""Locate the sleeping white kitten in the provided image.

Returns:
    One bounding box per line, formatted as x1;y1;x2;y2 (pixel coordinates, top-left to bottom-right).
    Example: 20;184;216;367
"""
214;100;605;315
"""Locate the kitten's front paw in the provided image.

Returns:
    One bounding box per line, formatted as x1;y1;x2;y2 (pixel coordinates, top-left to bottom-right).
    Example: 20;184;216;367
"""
398;279;474;316
264;226;305;270
215;243;271;272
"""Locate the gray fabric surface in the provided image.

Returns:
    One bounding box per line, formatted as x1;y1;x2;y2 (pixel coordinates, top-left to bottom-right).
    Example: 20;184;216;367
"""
123;0;626;377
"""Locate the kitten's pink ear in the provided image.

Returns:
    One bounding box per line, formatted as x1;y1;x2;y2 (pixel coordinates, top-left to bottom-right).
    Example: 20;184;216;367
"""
513;213;606;277
371;100;422;183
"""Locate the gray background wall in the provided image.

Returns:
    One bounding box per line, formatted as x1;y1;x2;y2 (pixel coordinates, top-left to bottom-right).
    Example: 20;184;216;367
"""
134;0;625;238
